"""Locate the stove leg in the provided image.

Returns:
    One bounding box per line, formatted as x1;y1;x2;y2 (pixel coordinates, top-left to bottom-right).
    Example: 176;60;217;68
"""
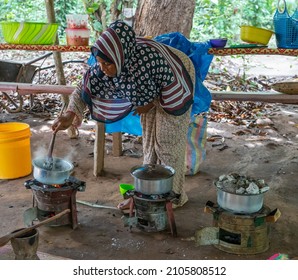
32;194;36;208
70;190;78;229
166;201;177;237
129;198;135;232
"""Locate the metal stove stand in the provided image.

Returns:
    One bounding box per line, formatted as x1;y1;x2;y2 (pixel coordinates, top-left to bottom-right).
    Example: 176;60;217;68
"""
24;176;86;229
123;190;178;237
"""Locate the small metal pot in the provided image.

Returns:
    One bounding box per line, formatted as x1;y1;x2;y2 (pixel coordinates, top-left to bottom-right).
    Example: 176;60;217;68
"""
32;157;74;185
216;188;266;214
130;164;175;195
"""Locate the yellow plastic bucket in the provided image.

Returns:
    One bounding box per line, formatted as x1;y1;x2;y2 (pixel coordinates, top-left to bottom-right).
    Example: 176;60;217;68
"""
0;122;32;179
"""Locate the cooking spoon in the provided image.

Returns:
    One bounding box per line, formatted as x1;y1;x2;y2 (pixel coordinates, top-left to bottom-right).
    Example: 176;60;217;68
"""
44;131;57;170
0;209;70;247
43;103;67;170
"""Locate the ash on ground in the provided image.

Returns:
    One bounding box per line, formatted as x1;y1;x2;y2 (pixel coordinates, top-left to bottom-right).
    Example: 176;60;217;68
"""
215;173;270;195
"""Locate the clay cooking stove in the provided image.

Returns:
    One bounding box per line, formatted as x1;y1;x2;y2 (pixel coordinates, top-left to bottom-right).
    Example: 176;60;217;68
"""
198;201;281;254
196;173;281;254
24;176;86;229
123;190;178;237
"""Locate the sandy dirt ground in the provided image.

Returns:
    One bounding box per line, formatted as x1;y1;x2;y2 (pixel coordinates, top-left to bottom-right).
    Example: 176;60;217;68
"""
0;101;297;260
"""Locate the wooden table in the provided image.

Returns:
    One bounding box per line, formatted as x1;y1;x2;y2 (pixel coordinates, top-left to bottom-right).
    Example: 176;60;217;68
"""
1;44;298;175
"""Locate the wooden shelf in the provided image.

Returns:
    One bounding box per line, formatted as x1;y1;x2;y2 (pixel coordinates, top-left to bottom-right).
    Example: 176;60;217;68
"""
1;44;297;56
0;43;90;52
208;47;298;56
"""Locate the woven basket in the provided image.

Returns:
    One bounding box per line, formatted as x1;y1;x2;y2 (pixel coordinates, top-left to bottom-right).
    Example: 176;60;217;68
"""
0;22;59;45
273;0;298;49
272;80;298;94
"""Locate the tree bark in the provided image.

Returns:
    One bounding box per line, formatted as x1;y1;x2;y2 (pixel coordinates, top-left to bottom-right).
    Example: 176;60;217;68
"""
133;0;196;37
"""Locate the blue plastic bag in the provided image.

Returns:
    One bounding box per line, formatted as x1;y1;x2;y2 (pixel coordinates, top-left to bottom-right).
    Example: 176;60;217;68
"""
154;32;214;115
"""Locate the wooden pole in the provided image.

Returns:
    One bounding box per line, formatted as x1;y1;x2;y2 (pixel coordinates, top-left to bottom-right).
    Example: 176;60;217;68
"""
44;0;77;138
93;122;105;176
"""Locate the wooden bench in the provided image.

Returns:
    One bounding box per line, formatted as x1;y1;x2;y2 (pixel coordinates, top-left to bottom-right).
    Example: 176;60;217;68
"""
1;83;297;104
211;90;298;104
1;82;297;177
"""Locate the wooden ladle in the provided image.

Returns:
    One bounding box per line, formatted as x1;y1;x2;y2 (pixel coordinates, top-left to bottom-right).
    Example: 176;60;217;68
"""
43;103;67;170
0;208;70;247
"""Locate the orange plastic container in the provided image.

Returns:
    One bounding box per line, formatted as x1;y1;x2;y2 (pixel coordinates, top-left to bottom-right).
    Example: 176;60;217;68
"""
0;122;32;179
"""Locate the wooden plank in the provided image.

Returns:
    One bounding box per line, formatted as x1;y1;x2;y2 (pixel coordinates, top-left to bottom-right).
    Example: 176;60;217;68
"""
0;82;75;95
2;83;297;104
211;91;298;104
0;43;90;52
1;44;297;56
208;47;298;57
112;132;123;157
93;123;105;176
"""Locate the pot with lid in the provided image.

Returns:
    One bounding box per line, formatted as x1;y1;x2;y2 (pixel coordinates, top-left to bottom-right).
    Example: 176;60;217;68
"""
130;164;175;195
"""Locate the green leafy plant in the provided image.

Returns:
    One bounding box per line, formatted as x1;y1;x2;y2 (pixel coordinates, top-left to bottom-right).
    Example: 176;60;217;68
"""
190;0;293;44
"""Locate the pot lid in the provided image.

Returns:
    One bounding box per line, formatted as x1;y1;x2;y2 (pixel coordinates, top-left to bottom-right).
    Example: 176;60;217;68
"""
131;164;175;180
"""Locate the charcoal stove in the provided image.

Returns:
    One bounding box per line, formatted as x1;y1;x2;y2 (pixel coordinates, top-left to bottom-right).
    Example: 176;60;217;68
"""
24;176;86;229
194;201;281;254
122;190;178;237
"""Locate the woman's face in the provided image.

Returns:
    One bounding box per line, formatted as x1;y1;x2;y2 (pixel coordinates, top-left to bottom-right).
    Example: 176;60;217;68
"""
96;56;117;77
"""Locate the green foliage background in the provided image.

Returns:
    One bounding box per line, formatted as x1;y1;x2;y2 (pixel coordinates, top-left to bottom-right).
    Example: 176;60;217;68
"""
0;0;297;44
191;0;297;43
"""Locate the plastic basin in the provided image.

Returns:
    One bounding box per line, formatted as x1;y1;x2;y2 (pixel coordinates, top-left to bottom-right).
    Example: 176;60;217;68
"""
240;25;274;45
0;22;59;45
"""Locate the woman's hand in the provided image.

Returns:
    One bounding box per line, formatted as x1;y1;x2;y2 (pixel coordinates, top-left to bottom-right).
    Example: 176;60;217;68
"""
133;102;154;116
52;111;75;133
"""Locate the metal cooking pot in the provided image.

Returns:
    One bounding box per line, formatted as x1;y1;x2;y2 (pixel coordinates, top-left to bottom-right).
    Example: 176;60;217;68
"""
216;187;267;214
130;164;175;195
32;156;74;185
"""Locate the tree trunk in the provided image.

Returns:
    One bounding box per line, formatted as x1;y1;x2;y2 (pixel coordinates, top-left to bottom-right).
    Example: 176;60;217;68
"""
133;0;196;37
44;0;77;138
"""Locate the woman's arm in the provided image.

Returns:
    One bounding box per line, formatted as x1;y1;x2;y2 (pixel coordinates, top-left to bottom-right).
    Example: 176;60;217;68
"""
52;83;87;132
67;83;87;127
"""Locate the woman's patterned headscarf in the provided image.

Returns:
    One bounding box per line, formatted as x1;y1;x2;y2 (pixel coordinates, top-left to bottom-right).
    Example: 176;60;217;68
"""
82;20;193;123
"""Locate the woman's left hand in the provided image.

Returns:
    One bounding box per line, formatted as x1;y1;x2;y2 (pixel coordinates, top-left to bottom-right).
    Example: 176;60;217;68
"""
133;102;154;115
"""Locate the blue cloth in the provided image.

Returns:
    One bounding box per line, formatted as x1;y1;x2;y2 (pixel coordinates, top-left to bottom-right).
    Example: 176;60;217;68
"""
154;32;214;115
88;32;214;135
104;111;142;135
